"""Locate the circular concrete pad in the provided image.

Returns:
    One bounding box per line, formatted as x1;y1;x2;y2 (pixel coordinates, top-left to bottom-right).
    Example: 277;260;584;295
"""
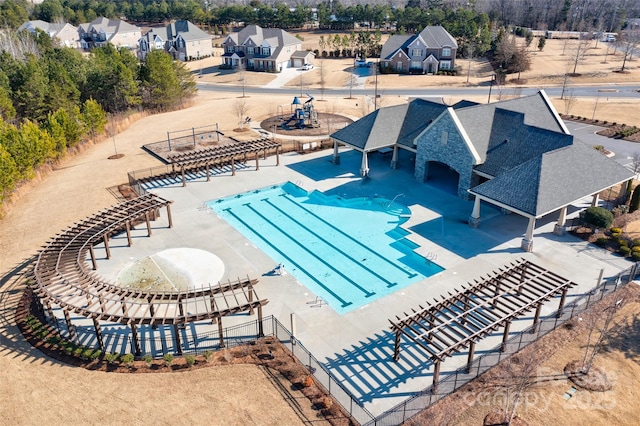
116;248;224;291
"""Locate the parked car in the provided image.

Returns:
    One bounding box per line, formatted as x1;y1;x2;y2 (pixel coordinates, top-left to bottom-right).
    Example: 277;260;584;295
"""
301;63;314;70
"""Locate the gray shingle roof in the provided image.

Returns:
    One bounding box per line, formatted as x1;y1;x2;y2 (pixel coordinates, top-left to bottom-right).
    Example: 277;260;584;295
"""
228;25;300;49
418;26;458;48
454;91;569;162
330;98;448;151
380;35;412;60
168;20;210;42
470;139;634;217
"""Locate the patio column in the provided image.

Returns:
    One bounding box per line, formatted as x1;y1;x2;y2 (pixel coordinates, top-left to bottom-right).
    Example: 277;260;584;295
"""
591;193;599;207
390;145;399;169
332;140;340;165
360;151;369;177
468;196;481;228
521;216;536;252
553;206;568;236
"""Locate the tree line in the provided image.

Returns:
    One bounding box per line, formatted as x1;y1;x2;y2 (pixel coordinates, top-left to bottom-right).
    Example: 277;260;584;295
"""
0;29;196;210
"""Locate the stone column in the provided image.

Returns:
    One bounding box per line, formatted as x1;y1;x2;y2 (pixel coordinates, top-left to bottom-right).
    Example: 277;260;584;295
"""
468;196;481;228
360;151;369;177
521;216;536;252
553;206;568;236
332;140;340;165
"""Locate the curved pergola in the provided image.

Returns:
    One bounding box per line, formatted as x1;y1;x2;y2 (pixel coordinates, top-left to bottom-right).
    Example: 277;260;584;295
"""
33;193;268;355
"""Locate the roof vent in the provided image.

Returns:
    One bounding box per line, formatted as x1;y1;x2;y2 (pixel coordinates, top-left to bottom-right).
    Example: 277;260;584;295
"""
503;139;508;143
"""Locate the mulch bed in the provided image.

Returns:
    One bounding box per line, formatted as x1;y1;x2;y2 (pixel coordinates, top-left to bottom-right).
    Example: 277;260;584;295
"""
564;360;612;392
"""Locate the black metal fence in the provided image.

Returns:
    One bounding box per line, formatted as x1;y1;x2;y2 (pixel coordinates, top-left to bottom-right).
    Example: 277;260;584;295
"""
366;263;639;426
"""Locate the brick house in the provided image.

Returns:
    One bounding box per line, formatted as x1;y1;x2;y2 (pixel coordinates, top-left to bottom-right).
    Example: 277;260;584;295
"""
222;25;309;72
379;26;457;74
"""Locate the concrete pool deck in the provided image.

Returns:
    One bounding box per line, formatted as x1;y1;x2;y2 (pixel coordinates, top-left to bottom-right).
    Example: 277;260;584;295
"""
92;147;631;416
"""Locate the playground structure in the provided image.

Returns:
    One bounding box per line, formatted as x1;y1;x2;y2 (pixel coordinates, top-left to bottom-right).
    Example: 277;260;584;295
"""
279;95;320;130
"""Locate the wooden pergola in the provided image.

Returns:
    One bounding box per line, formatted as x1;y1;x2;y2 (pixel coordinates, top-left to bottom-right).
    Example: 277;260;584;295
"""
389;259;577;390
33;193;268;355
166;138;281;186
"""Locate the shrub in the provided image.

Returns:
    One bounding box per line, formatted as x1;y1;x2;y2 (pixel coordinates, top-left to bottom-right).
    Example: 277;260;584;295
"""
631;185;640;213
619;246;631;257
185;354;196;367
303;375;314;387
105;353;119;364
632;239;640;248
583;206;614;229
203;350;213;363
322;396;333;409
82;348;95;360
74;347;84;358
121;353;135;366
595;237;608;247
632;246;640;253
163;353;174;366
617;237;628;247
633;252;640;261
610;227;622;234
89;350;101;361
142;354;153;366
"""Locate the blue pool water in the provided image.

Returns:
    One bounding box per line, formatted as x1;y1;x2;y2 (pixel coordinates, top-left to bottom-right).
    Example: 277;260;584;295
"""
208;182;444;314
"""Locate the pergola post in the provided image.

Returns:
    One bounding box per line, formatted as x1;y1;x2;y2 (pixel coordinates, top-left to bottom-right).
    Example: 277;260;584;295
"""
92;318;104;351
557;288;568;318
145;212;152;237
206;163;210;181
130;324;142;355
390;145;399;169
63;309;76;340
469;196;481;228
553;206;568;236
257;305;264;337
248;283;255;315
44;300;55;323
255;151;260;170
125;221;132;247
432;359;441;392
591;193;599;207
181;166;186;187
332;140;340;165
173;323;183;355
360;151;369;177
466;341;476;373
89;245;97;270
521;216;536;252
531;303;542;333
103;234;111;259
231;158;236;176
275;146;280;166
393;330;401;361
166;204;173;228
501;320;511;352
217;319;225;348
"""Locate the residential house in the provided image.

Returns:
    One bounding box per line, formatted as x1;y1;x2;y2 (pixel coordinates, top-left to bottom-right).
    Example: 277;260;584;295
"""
18;20;79;48
78;17;141;51
379;26;457;74
138;20;212;61
222;25;311;72
330;91;633;252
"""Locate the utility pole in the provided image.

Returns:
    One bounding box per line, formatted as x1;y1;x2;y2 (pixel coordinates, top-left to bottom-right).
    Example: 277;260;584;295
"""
374;60;379;110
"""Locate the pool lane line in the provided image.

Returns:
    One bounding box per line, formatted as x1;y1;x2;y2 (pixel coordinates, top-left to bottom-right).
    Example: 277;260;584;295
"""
221;207;354;309
245;202;376;299
263;198;401;288
277;193;419;284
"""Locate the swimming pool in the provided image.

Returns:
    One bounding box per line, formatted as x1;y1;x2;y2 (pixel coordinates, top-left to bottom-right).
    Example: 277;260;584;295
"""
208;182;443;314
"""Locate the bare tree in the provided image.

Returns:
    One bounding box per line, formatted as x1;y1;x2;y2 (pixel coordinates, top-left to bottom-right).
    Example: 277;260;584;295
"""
563;89;577;115
232;99;250;129
318;59;326;100
619;28;640;72
237;61;247;98
569;39;592;75
580;297;624;374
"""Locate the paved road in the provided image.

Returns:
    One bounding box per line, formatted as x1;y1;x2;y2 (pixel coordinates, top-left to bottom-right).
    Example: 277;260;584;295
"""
198;81;640;99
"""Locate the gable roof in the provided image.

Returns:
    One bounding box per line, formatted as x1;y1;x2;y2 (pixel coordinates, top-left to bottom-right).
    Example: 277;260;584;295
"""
226;25;300;49
331;98;450;151
380;35;412;60
470;139;634;217
167;20;210;42
453;91;569;163
418;26;458;48
85;17;139;36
